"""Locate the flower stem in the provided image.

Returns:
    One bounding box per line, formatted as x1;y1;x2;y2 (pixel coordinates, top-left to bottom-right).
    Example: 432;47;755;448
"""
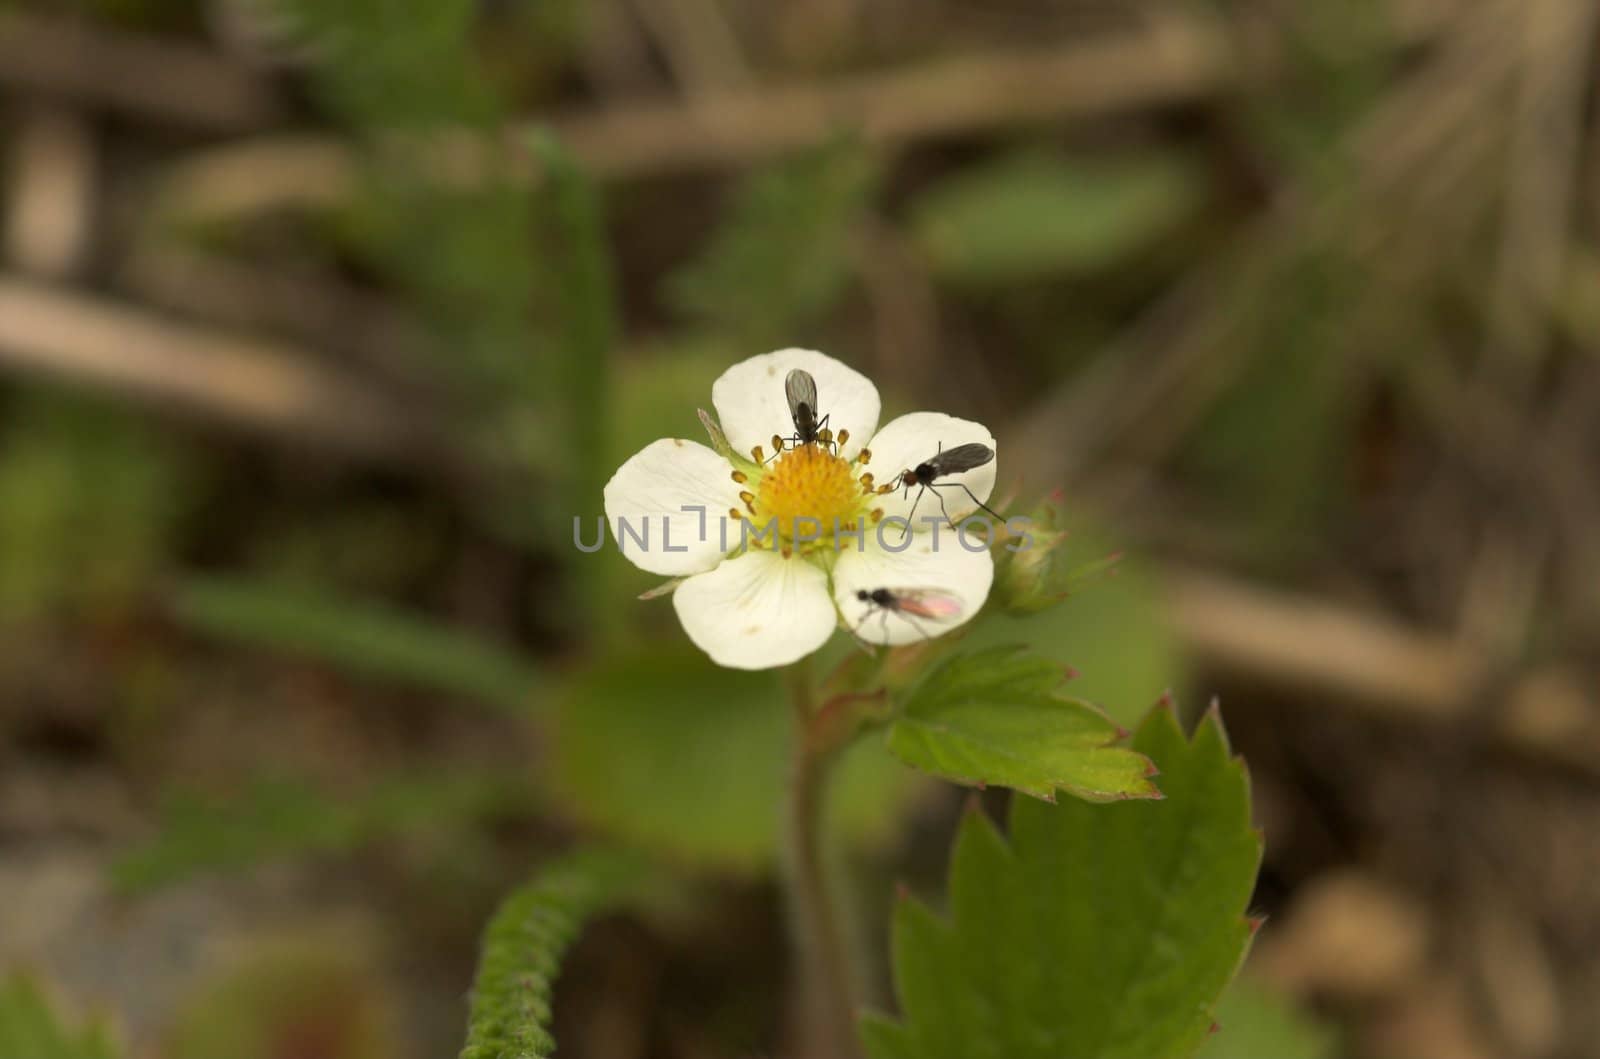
784;658;863;1059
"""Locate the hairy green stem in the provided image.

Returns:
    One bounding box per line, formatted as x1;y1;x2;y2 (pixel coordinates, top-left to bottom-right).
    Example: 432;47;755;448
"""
784;658;863;1059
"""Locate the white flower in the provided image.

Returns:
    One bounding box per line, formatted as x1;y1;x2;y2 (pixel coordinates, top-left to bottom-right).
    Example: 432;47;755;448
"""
603;349;997;670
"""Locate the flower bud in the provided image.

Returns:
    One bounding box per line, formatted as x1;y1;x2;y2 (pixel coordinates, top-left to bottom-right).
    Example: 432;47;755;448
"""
993;495;1120;614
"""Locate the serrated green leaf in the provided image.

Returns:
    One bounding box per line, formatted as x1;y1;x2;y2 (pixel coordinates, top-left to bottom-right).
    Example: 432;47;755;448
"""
0;975;121;1059
549;647;921;873
910;148;1206;287
171;576;541;713
863;705;1262;1059
460;848;649;1059
886;647;1159;803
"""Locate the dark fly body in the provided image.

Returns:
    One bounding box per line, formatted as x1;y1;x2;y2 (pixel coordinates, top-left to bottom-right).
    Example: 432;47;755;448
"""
888;441;1001;534
767;369;836;461
854;586;964;643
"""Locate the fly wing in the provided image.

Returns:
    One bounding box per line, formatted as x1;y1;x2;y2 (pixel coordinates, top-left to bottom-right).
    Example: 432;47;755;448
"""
927;442;995;478
890;588;965;620
785;369;819;428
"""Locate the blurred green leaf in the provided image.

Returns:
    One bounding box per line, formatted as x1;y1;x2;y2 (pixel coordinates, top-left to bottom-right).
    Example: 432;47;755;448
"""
112;769;529;894
1197;980;1338;1059
268;0;497;127
1242;0;1393;168
664;140;879;348
1180;253;1355;558
167;939;398;1059
0;394;186;625
887;646;1159;803
244;499;447;597
528;133;618;518
910;148;1206;287
171;575;541;712
549;646;921;874
606;341;742;474
0;974;120;1059
963;531;1183;729
461;848;651;1059
861;706;1261;1059
278;1;621;550
278;0;540;429
993;496;1123;615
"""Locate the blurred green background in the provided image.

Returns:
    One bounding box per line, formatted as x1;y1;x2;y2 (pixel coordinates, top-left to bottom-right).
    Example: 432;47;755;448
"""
2;1;1598;1057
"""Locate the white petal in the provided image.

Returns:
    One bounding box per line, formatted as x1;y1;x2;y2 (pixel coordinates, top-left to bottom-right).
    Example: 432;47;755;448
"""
673;550;838;669
865;412;998;529
603;438;741;576
832;532;994;646
711;348;880;461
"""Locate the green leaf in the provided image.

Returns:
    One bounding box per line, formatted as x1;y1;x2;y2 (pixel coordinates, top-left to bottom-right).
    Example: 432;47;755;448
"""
273;1;622;550
111;770;529;894
268;0;497;128
961;526;1183;729
663;139;879;347
549;647;921;873
166;939;398;1059
0;393;188;625
1197;981;1337;1059
0;975;121;1059
886;647;1159;803
526;132;617;518
910;148;1206;287
1178;254;1354;560
460;848;649;1059
863;705;1262;1059
170;575;542;713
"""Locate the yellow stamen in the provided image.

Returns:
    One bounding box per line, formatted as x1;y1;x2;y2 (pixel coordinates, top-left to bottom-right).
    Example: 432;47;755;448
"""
751;442;867;546
751;445;765;464
837;429;850;448
731;470;747;484
857;448;871;465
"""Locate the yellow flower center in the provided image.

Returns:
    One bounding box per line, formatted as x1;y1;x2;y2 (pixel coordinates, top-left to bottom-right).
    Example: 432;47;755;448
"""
757;444;863;534
727;438;892;555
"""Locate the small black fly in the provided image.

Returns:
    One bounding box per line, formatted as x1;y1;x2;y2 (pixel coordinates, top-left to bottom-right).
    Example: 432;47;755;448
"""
855;586;964;644
766;369;836;461
888;441;1001;535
